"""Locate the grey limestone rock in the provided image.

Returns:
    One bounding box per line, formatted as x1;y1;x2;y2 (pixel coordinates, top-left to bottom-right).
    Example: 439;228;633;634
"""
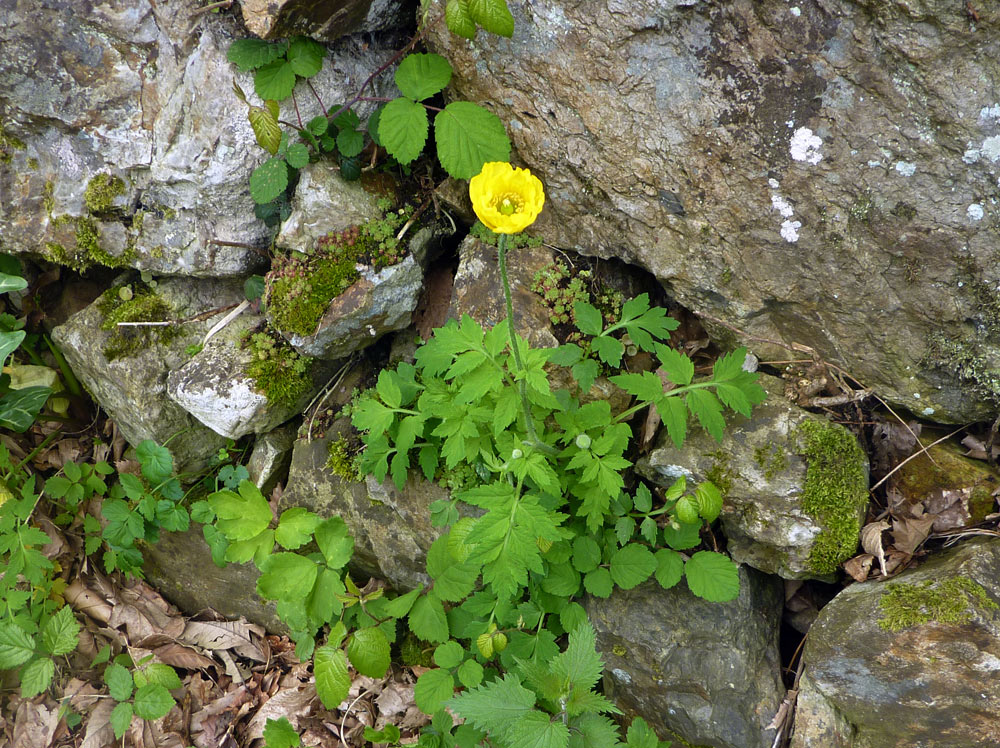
239;0;412;41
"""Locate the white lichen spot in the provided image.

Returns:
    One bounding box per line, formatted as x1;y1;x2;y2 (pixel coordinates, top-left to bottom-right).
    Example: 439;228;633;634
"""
963;148;981;165
786;120;795;128
968;203;984;221
656;464;695;480
867;160;882;168
768;178;780;189
980;104;1000;121
981;135;1000;162
367;325;377;336
913;393;921;399
894;161;916;176
974;654;1000;672
611;668;632;685
771;194;794;217
790;127;823;164
781;219;802;242
790;6;801;16
921;407;935;416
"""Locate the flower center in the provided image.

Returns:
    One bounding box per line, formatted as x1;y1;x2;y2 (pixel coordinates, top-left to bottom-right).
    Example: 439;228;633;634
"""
494;193;523;216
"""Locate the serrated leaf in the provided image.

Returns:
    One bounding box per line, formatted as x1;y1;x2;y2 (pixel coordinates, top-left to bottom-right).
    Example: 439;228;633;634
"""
572;359;600;393
19;656;54;698
286;36;326;78
433;640;465;669
314;516;354;569
249;105;281;155
208;481;272;541
347;627;391;678
307;115;328;136
695;481;723;522
583;567;613;597
285;142;310;169
541;561;580;596
559;602;588;634
656;396;687;449
574;302;603;336
571;714;623;747
104;662;133;701
381;585;422;618
446;0;477;39
609;372;663;404
512;710;570;748
314;644;351;708
415;668;455;715
111;701;134;740
450;673;535;738
336;127;365;158
657;346;694;386
433;101;510;179
626;717;660;748
684;551;740;602
41;605;79;656
135;663;182;690
133;683;174;720
275;507;321;550
662;520;701;550
653;549;684;590
686;389;725;442
379;97;428;165
264;717;301;748
254;59;296;101
468;0;515;37
227;38;286;72
257;552;317;602
457;658;484;688
571;536;601;573
609;544;655;590
409;594;449;643
249;157;289;204
395;53;453;101
0;623;35;668
674;495;698;525
591;335;624;367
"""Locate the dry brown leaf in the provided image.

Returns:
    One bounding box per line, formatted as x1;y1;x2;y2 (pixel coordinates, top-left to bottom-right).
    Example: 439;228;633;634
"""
375;681;415;720
843;553;874;582
80;699;115;748
244;685;317;742
12;699;60;748
181;620;266;662
65;580;112;625
891;514;936;555
151;642;217;671
62;678;102;712
766;689;797;731
860;520;890;577
923;488;973;532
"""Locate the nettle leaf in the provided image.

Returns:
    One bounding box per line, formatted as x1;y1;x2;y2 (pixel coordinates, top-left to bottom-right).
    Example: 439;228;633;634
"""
275;507;321;550
626;716;661;748
257;552;318;602
249;104;281;155
19;657;54;698
0;622;35;668
40;605;79;656
609;544;655;590
133;683;174;720
415;667;455;715
446;0;477;39
208;480;272;541
468;0;515;37
264;717;301;748
249;157;289;205
254;59;297;101
450;673;535;739
573;714;623;747
434;101;511;180
287;36;326;78
314;644;351;708
285;142;310;169
684;551;740;602
654;549;684;590
396;53;453;101
347;627;390;678
379;97;428;165
227;38;287;72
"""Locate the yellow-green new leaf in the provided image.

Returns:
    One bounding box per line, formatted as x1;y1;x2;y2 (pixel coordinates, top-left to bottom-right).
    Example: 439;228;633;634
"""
248;105;281;155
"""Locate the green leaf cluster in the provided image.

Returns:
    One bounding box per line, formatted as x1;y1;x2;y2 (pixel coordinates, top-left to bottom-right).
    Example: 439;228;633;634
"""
103;654;180;739
446;0;516;39
0;267;51;431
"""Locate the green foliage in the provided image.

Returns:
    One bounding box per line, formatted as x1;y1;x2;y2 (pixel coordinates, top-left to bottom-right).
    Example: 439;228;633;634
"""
103;656;180;739
0;268;51;431
243;327;314;408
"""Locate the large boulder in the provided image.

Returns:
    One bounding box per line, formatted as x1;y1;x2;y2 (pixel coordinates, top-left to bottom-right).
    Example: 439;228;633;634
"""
0;3;398;276
586;568;784;748
426;0;1000;423
792;538;1000;748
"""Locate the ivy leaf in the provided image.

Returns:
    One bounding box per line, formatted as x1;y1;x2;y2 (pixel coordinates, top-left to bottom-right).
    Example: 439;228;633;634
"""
19;657;55;698
379;97;428;165
433;101;511;179
684;551;740;602
0;623;35;668
468;0;515;37
446;0;477;39
254;59;297;101
314;644;351;709
248;104;282;155
609;544;655;590
110;701;134;740
249;157;289;205
133;683;174;720
227;38;286;72
285;142;310;169
0;386;51;432
257;552;318;602
415;668;455;715
40;605;79;656
409;593;449;643
275;507;321;550
654;549;684;590
286;36;326;78
395;53;453;101
347;627;391;678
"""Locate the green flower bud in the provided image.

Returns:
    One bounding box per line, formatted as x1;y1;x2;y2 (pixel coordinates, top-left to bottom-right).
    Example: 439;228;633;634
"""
575;433;592;450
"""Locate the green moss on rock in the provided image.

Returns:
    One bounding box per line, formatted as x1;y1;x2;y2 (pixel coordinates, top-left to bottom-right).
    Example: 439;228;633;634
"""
0;126;25;163
326;436;361;481
96;284;179;361
795;419;868;575
243;327;313;408
878;576;999;632
84;173;126;214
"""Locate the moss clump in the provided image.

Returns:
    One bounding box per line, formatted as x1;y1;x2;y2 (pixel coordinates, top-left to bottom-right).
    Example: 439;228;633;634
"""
76;216;134;269
326;436;361;481
266;209;414;337
0;126;25;163
243;328;313;409
849;189;875;222
754;444;788;481
84;173;126;214
704;449;735;498
26;157;38;170
96;284;179;361
795;419;868;575
399;632;433;667
878;577;999;632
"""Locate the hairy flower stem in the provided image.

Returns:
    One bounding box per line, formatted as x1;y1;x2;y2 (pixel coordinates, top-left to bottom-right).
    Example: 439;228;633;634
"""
497;234;556;455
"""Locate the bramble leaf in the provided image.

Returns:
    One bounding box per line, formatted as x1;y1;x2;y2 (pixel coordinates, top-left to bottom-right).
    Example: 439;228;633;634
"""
684;551;740;602
0;623;34;668
609;544;655;590
654;549;684;590
254;59;296;101
133;683;174;720
347;627;390;678
695;481;723;522
415;668;455;714
314;643;350;708
446;0;477;39
285;142;310;169
583;567;613;597
249;105;281;155
104;662;133;702
111;701;134;740
264;717;301;748
19;657;54;698
227;39;287;72
395;53;453;101
286;36;326;78
379;97;428;165
434;101;511;179
249;157;289;205
41;605;79;656
468;0;515;37
257;553;318;602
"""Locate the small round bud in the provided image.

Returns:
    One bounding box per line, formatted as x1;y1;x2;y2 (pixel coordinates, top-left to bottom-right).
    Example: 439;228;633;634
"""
511;448;523;460
575;434;592;450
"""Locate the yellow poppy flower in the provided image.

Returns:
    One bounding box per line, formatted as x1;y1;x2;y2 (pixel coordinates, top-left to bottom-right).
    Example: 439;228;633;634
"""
469;162;545;234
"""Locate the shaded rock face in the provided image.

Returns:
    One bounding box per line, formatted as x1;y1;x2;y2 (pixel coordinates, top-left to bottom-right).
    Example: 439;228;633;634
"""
0;2;398;276
793;538;1000;748
586;569;784;748
51;276;240;471
426;0;1000;423
240;0;412;41
637;376;869;580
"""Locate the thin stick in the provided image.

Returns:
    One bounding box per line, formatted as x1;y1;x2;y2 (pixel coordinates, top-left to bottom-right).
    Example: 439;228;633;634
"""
869;426;966;492
115;302;241;329
191;0;232;16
